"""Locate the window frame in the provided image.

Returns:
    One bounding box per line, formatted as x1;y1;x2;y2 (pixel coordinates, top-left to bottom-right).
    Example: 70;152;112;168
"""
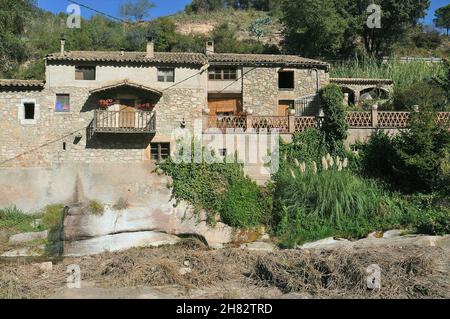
208;68;238;81
278;70;295;90
18;99;40;125
75;65;96;81
151;143;170;162
157;68;175;83
55;94;71;113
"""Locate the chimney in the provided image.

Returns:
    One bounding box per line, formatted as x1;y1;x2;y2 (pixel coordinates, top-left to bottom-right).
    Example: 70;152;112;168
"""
206;40;214;55
146;35;154;58
60;37;66;56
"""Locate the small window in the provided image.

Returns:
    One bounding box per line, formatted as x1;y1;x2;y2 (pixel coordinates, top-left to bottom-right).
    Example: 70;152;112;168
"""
75;66;96;80
278;71;294;89
157;68;175;82
218;148;227;156
208;68;237;81
24;103;35;119
55;94;70;112
151;143;170;161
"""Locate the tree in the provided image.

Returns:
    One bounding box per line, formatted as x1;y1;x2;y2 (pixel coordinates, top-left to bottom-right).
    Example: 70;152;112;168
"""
119;0;155;22
434;4;450;36
280;0;430;58
0;0;36;74
280;0;348;58
185;0;224;13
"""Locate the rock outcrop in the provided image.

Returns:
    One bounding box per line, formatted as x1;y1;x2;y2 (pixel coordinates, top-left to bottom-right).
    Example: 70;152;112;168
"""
63;203;234;256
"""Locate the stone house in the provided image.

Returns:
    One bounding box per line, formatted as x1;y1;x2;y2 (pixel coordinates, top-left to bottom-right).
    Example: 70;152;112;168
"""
0;37;330;168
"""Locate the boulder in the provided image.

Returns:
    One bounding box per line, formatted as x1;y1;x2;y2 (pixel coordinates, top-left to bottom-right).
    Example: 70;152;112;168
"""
64;231;180;256
382;229;407;239
38;261;53;272
8;230;48;245
63;203;233;255
299;237;351;250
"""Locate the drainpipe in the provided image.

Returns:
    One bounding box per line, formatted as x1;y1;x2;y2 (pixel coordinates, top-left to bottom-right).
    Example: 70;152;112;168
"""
312;68;320;93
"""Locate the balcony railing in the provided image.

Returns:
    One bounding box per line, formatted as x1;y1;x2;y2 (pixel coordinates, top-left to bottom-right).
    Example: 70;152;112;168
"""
204;111;450;133
93;110;156;133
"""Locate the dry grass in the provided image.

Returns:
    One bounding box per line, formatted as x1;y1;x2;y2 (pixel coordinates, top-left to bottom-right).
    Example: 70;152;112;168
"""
0;238;448;299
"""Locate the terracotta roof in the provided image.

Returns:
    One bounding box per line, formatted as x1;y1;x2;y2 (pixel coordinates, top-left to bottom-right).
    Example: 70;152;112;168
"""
90;80;162;96
207;53;329;69
330;78;394;85
46;51;329;69
46;51;208;65
0;79;45;88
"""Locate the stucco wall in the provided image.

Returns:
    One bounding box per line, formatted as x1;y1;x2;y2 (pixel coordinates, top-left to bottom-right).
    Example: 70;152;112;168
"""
0;163;166;212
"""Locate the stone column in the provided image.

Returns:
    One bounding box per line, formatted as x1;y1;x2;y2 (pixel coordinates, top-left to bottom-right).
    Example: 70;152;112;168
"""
202;108;210;131
246;109;253;132
288;109;296;133
371;104;378;128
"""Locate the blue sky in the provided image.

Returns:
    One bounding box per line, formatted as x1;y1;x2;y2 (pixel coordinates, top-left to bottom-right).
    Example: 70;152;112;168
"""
37;0;449;27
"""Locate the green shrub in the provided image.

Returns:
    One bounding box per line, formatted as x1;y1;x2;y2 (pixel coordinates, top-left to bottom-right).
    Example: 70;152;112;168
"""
41;204;64;230
392;80;447;111
112;197;130;210
318;85;348;156
359;111;450;194
416;208;450;235
158;144;270;228
86;200;105;215
0;206;36;233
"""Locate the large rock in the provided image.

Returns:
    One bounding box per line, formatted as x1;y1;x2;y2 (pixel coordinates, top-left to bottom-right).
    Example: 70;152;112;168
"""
63;203;233;256
64;231;180;256
1;245;45;257
240;241;277;252
8;230;48;245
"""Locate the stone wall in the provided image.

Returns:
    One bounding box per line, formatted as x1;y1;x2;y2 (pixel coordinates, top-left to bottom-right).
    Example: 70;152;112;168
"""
243;67;329;115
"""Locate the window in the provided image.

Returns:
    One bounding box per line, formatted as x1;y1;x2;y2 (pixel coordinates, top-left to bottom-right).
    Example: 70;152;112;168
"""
157;68;175;82
151;143;170;161
24;103;35;119
208;68;237;80
278;71;295;89
55;94;70;112
75;66;96;80
18;99;39;125
218;148;227;157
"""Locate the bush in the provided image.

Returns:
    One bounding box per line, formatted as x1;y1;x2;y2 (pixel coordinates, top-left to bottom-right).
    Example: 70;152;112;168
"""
41;204;64;230
274;162;400;247
86;200;105;215
359;111;450;194
158;143;270;228
0;206;36;233
392;80;447;111
318;85;348;156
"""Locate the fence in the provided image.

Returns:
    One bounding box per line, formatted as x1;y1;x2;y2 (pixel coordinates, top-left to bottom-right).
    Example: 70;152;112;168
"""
204;110;450;133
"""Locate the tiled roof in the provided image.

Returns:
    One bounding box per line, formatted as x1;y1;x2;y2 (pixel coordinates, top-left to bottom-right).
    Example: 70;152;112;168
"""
46;51;329;69
0;79;45;88
330;78;394;85
90;80;162;96
207;53;329;69
46;51;208;65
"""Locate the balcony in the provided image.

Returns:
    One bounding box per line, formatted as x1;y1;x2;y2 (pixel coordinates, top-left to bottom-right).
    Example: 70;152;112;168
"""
92;109;156;134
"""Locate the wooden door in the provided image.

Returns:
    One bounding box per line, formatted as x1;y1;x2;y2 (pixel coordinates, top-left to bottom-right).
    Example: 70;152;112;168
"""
208;98;242;116
277;100;294;116
119;105;135;128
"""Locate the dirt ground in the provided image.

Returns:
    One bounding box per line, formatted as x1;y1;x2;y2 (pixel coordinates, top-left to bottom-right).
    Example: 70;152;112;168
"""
0;238;449;299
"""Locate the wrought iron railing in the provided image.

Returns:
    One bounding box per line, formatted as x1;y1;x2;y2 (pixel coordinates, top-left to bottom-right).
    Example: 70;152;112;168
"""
93;110;156;133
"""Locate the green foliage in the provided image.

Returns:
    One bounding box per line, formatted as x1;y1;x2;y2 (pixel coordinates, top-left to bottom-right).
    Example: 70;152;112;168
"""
0;206;36;233
392;80;448;111
120;0;155;22
331;58;446;90
158;143;269;228
248;16;272;38
274;163;403;247
113;198;130;210
319;85;348;156
412;30;442;50
41;204;65;230
87;200;105;215
359;111;450;194
280;0;347;58
280;0;431;57
434;4;450;36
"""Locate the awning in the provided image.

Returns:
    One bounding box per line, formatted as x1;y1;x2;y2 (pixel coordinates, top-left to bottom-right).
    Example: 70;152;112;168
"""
89;79;163;97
